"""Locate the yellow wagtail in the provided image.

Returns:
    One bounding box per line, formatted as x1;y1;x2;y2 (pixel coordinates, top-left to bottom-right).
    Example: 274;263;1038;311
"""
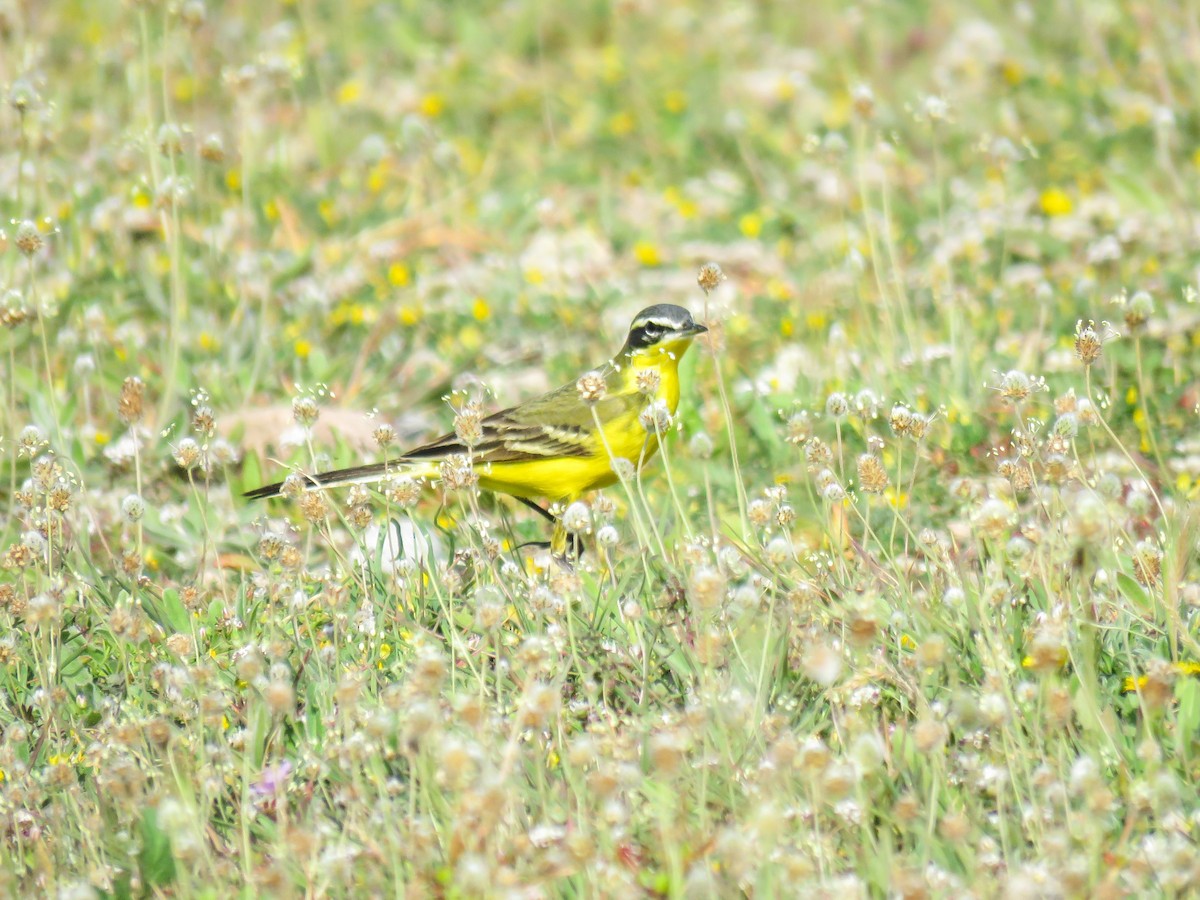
245;304;706;549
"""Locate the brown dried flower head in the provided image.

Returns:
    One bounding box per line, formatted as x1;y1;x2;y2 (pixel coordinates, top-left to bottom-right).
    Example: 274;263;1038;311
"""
696;262;726;295
118;376;146;424
576;371;606;404
856;454;889;494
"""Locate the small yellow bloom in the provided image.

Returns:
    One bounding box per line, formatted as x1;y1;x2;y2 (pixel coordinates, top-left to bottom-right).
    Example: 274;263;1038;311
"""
367;163;388;194
1001;60;1024;85
885;488;908;510
767;278;793;301
1039;188;1073;217
779;318;794;337
524;267;544;285
419;93;444;118
293;338;312;359
388;262;411;287
608;111;634;136
379;643;393;660
93;431;111;446
198;332;218;352
225;168;241;192
337;79;362;105
459;325;483;351
663;90;687;114
398;305;421;326
633;241;661;267
739;212;763;238
472;297;491;321
173;76;196;103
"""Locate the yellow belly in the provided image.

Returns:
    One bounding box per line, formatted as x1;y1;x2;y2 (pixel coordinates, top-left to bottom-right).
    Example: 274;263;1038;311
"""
474;348;684;502
479;409;663;501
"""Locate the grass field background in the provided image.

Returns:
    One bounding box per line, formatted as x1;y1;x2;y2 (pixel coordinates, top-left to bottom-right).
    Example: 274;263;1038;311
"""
2;0;1200;895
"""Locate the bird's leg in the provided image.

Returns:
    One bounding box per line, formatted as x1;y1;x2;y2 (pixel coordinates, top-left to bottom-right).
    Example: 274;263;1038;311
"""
550;521;585;561
514;496;557;524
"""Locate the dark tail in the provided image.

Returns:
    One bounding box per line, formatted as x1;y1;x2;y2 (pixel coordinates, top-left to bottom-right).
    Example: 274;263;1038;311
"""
243;462;396;500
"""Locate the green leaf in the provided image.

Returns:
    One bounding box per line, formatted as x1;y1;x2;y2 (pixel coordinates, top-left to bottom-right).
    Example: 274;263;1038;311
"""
138;808;177;889
161;589;191;634
1115;572;1151;612
1176;678;1200;762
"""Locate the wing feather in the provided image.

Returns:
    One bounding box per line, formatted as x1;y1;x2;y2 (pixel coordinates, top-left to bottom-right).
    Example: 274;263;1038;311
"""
400;367;635;465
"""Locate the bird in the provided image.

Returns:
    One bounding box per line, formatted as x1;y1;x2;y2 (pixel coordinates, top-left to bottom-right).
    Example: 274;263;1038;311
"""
245;303;707;552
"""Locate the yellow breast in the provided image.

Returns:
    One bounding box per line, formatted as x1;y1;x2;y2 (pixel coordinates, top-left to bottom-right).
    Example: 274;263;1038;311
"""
477;346;685;502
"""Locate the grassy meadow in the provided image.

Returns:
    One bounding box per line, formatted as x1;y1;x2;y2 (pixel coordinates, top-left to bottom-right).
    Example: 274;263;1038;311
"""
3;0;1200;895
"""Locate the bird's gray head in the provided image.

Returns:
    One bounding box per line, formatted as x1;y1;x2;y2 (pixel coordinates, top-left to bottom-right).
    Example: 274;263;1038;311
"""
622;304;707;352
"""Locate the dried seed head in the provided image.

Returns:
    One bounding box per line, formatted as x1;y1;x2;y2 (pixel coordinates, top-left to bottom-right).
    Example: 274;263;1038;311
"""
1132;540;1162;587
1;289;33;329
257;533;285;561
384;476;419;507
803;641;843;686
825;392;850;419
15;220;43;257
856;454;889;494
192;405;216;438
996;370;1045;405
1074;320;1109;367
889;404;915;437
635;366;661;397
199;133;225;163
561;501;591;534
373;423;396;448
292;395;320;428
118;376;145;424
439;454;477;491
609;456;636;482
688;431;713;458
264;679;295;716
576;370;607;404
173;438;202;470
820;479;845;503
696;262;725;295
298;491;329;523
638;399;672;432
852;83;875;118
1054;389;1078;415
18;425;48;457
280;473;306;499
9;78;36;113
1124;290;1153;332
157;123;184;156
804;437;832;472
121;494;146;523
688;566;725;611
452;397;484;448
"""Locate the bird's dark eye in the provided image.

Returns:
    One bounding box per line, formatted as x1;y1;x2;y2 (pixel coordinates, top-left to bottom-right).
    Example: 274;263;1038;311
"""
641;326;662;342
